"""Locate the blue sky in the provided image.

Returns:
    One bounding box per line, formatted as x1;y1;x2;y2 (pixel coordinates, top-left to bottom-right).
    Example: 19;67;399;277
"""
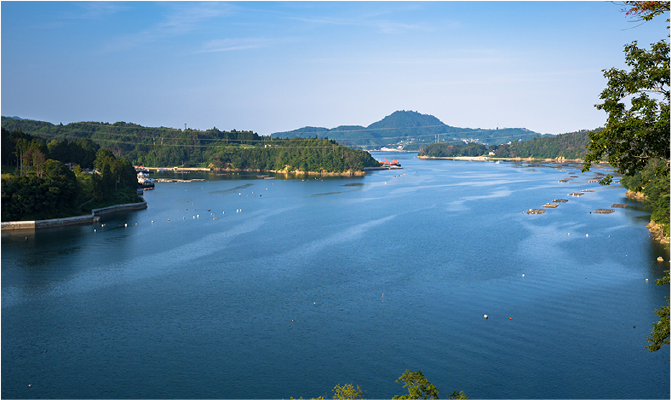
1;1;668;136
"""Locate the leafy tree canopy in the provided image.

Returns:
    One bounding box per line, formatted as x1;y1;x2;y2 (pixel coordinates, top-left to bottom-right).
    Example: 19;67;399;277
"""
393;369;440;400
622;1;671;24
583;2;670;184
332;384;365;399
646;270;670;352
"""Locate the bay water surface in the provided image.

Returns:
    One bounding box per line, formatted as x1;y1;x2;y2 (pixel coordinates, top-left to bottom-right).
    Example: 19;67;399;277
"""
2;153;669;398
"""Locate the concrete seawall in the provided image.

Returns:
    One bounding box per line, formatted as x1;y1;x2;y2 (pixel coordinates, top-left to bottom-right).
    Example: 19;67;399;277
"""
1;215;100;230
91;197;147;215
1;198;147;231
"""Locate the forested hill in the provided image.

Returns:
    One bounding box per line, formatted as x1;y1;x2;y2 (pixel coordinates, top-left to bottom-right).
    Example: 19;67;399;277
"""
1;117;259;167
488;130;593;159
271;110;546;149
419;129;593;159
1;117;379;173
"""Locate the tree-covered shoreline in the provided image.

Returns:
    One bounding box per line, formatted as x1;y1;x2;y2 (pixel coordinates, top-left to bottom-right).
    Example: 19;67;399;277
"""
0;117;380;173
1;128;142;222
417;130;593;160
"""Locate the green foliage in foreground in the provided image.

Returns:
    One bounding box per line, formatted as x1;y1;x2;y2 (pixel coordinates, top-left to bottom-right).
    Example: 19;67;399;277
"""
646;270;670;352
393;369;440;399
620;159;670;237
610;3;670;354
583;39;669;183
289;369;467;400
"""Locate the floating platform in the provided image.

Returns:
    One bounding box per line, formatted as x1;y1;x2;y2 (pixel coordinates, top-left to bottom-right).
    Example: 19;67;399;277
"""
569;192;584;196
588;179;599;183
611;203;628;208
553;199;569;203
526;209;546;214
558;179;569;183
543;203;559;208
581;189;595;192
594;209;615;214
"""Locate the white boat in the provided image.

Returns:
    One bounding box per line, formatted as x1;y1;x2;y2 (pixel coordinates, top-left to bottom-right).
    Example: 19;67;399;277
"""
137;172;155;189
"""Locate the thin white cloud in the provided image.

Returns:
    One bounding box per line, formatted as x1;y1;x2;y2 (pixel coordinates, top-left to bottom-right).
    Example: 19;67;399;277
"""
197;38;278;53
101;2;234;53
62;2;129;20
289;14;431;34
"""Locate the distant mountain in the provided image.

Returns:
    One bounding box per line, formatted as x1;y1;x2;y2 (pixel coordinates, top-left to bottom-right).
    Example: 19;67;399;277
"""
271;110;547;149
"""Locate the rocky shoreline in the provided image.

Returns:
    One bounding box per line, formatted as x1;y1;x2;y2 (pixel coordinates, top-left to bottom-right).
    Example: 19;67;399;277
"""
417;155;585;162
625;190;669;245
625;189;648;202
646;220;670;246
210;167;366;177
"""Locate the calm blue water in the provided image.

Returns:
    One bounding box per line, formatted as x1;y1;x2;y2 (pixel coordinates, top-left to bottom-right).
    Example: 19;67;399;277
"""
2;153;669;399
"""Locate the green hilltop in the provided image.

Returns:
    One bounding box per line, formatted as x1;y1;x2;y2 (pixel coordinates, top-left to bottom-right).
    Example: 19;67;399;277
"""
0;117;379;173
271;110;547;149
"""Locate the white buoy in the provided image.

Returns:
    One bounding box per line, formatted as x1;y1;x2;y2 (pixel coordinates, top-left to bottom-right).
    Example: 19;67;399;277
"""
124;224;127;227
484;315;488;319
522;274;525;277
586;234;588;237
